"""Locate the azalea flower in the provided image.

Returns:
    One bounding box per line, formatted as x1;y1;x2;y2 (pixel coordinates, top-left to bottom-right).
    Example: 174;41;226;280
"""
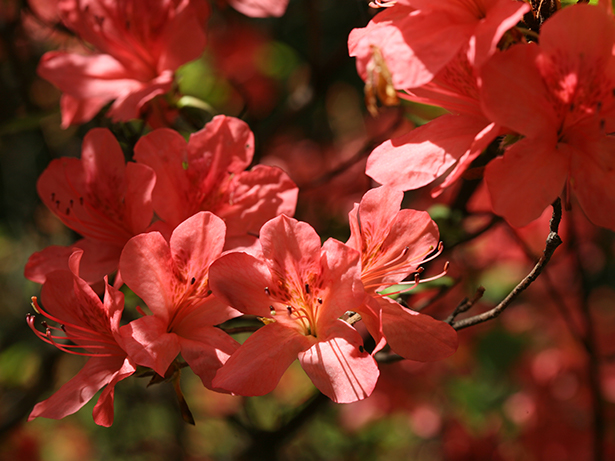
37;0;209;127
480;3;615;229
346;186;458;361
25;128;155;285
209;215;379;403
118;212;241;388
133;115;298;248
351;0;528;196
348;0;529;90
365;50;502;196
27;250;135;427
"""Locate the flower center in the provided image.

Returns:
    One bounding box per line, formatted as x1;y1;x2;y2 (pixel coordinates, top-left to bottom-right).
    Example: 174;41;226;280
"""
264;281;323;338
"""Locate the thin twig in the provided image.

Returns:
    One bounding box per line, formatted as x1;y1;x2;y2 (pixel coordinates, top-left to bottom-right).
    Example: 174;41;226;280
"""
445;286;485;324
450;199;562;330
504;224;587;345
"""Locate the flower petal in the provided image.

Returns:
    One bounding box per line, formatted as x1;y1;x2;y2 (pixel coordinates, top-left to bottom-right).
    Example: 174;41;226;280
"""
259;215;323;291
366;114;488;191
169;212;226;284
177;328;240;389
118;315;180;376
480;44;558;138
218;165;298;238
120;231;175;321
29;356;128;423
91;358;136;427
485;137;569;227
212;322;313;396
299;320;379;403
209;251;275;318
380;298;458;361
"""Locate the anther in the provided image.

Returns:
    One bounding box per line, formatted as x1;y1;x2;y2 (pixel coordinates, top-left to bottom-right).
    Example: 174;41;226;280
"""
265;287;270;295
69;199;74;208
305;283;310;294
190;277;196;285
50;193;55;202
359;345;365;353
66;207;70;215
55;200;60;209
317;297;323;304
286;306;293;314
79;197;84;205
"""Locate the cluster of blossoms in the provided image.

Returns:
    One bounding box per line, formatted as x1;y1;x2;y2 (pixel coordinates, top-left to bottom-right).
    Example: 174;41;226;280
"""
36;0;289;128
350;0;615;230
26;0;615;436
26;0;458;423
25;112;457;424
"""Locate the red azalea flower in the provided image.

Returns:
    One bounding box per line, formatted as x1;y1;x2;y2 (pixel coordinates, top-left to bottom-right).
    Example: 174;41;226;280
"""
133;115;298;247
481;4;615;229
346;186;458;361
37;0;209;126
349;0;528;90
25;128;155;284
27;250;135;427
365;49;501;195
209;215;379;403
118;212;241;388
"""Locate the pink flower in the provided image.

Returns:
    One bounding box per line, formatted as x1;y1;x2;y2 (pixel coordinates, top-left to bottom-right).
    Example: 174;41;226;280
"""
209;215;379;403
27;250;135;427
25;128;155;285
351;0;528;195
133;115;298;248
481;4;615;229
365;51;501;195
348;0;529;90
346;186;458;361
118;212;241;388
37;0;209;127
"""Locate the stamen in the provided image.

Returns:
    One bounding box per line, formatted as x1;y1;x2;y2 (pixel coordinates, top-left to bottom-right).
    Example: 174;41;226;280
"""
373;261;449;297
190;277;196;285
364;242;442;284
27;298;123;357
317;297;323;304
265;287;270;295
305;283;310;294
